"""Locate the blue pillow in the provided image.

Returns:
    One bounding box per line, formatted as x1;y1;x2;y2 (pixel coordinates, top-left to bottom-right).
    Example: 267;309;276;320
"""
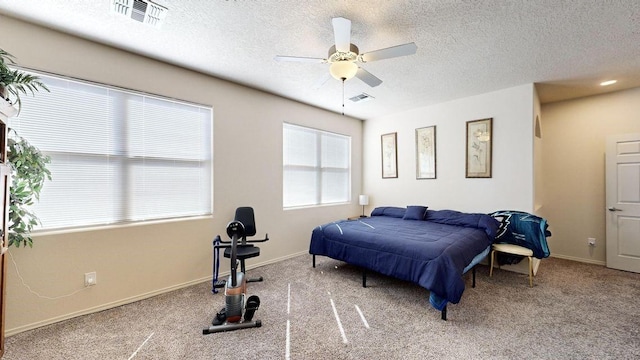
370;206;406;218
403;205;428;220
427;209;499;238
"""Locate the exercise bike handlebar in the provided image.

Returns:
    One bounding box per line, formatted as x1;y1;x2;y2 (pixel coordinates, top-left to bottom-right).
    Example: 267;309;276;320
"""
215;233;269;245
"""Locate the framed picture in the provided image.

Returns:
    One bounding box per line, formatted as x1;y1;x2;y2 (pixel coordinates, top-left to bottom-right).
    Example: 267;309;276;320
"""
466;118;493;178
381;132;398;178
415;126;436;179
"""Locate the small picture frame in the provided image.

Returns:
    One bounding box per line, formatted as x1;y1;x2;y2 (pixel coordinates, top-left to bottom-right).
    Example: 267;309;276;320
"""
415;126;436;179
381;132;398;178
466;118;492;178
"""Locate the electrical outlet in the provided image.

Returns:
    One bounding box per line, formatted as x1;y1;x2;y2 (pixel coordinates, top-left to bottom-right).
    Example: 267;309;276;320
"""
84;272;97;287
588;237;596;247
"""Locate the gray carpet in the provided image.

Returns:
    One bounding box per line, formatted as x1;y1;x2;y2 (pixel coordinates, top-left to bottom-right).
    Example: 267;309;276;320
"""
4;255;640;359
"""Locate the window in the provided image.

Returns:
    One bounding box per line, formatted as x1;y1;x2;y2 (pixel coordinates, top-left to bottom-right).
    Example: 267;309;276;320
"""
283;123;351;208
9;72;212;230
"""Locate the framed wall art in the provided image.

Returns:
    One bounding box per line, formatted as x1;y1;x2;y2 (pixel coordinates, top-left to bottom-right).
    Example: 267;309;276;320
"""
465;118;492;178
415;126;436;179
381;132;398;178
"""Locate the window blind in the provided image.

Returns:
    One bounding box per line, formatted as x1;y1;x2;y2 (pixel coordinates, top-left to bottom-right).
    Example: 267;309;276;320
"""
283;123;350;208
9;72;212;230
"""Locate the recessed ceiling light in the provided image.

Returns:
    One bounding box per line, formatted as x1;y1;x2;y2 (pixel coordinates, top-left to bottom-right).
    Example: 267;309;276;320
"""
600;80;617;86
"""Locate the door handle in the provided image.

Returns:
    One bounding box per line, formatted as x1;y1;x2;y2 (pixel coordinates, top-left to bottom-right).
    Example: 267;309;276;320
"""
608;207;623;212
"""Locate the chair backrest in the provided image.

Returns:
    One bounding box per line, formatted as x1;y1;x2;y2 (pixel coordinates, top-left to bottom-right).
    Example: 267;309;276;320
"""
234;207;256;238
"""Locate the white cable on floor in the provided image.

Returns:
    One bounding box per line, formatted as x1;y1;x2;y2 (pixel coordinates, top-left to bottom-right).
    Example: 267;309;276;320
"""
285;320;291;360
328;292;348;344
355;305;370;329
128;331;154;360
285;283;291;360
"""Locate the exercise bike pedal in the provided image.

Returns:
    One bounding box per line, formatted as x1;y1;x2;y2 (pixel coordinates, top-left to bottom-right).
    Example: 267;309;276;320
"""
244;295;260;321
246;276;263;283
212;308;227;326
213;279;227;288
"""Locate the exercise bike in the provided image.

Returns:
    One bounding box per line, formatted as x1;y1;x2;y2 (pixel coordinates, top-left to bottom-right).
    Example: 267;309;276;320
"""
203;220;265;334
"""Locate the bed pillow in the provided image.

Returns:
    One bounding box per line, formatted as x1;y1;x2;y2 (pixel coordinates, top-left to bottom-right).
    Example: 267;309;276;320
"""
370;206;406;218
426;209;499;238
403;205;428;220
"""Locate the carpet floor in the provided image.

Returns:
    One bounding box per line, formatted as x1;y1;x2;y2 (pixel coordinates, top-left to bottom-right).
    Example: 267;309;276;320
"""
3;255;640;359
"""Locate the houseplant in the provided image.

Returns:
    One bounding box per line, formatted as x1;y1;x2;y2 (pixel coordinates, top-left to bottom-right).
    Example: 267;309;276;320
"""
1;49;48;114
1;48;51;247
6;131;51;247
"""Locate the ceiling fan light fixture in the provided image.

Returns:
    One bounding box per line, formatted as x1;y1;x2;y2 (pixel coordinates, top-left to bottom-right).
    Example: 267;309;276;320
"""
330;61;358;80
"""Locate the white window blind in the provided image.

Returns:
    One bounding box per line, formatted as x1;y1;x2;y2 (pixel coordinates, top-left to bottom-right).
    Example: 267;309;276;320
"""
283;123;350;208
9;72;212;230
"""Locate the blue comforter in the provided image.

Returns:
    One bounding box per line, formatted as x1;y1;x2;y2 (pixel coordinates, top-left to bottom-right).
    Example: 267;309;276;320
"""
309;207;498;310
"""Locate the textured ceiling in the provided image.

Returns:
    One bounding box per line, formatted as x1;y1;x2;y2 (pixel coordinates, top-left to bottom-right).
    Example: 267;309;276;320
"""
1;0;639;120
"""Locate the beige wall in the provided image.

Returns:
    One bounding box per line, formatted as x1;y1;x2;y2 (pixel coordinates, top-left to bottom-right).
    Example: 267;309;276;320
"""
0;16;363;334
362;84;536;214
540;87;640;264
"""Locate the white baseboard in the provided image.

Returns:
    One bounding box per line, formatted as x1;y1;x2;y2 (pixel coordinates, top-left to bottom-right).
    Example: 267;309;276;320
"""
6;250;310;336
549;253;606;266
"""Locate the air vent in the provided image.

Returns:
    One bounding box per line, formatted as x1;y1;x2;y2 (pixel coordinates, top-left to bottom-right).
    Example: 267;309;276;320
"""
349;93;375;103
112;0;167;28
131;0;147;22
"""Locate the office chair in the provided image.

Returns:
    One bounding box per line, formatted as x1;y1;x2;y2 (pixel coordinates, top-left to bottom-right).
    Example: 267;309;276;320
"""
223;207;269;283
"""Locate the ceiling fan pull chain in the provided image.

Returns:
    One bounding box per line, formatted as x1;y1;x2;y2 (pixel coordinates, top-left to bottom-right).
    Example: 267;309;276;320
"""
342;78;344;115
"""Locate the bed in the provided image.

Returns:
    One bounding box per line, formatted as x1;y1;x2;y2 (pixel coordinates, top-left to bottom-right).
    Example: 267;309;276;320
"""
309;206;499;320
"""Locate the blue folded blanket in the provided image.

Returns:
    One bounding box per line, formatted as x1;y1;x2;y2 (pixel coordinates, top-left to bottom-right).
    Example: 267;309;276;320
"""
489;210;551;259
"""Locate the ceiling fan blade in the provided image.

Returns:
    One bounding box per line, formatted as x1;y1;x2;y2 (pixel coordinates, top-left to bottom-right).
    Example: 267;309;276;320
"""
274;55;326;63
355;67;383;87
360;42;418;62
312;73;332;90
332;17;351;53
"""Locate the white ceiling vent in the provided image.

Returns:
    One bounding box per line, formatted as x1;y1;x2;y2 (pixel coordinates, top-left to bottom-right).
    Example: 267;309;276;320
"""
112;0;167;28
349;93;375;103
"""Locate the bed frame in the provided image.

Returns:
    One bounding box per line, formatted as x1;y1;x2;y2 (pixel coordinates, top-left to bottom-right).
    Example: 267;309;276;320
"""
311;254;478;320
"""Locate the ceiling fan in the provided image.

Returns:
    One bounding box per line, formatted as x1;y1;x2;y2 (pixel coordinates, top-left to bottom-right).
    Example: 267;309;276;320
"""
274;17;417;88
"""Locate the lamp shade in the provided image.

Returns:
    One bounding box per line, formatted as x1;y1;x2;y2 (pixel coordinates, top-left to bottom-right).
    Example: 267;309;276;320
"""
358;194;369;206
330;61;358;80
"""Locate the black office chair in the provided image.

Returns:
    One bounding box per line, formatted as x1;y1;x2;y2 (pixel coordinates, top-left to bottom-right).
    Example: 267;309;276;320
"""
223;207;269;283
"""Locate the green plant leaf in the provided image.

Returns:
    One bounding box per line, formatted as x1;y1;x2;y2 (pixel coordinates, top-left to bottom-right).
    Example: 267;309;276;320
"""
7;128;51;248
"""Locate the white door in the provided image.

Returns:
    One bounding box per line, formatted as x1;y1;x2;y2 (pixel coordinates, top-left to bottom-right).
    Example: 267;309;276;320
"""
606;133;640;273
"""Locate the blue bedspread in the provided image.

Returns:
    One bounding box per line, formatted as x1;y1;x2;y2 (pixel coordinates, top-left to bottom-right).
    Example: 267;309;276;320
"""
309;208;497;310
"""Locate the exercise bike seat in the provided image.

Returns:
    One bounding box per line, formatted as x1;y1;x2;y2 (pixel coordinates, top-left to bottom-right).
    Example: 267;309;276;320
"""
224;244;260;260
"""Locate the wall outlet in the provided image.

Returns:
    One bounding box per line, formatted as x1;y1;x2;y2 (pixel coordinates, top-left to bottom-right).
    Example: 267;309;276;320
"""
84;272;97;287
588;237;596;247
